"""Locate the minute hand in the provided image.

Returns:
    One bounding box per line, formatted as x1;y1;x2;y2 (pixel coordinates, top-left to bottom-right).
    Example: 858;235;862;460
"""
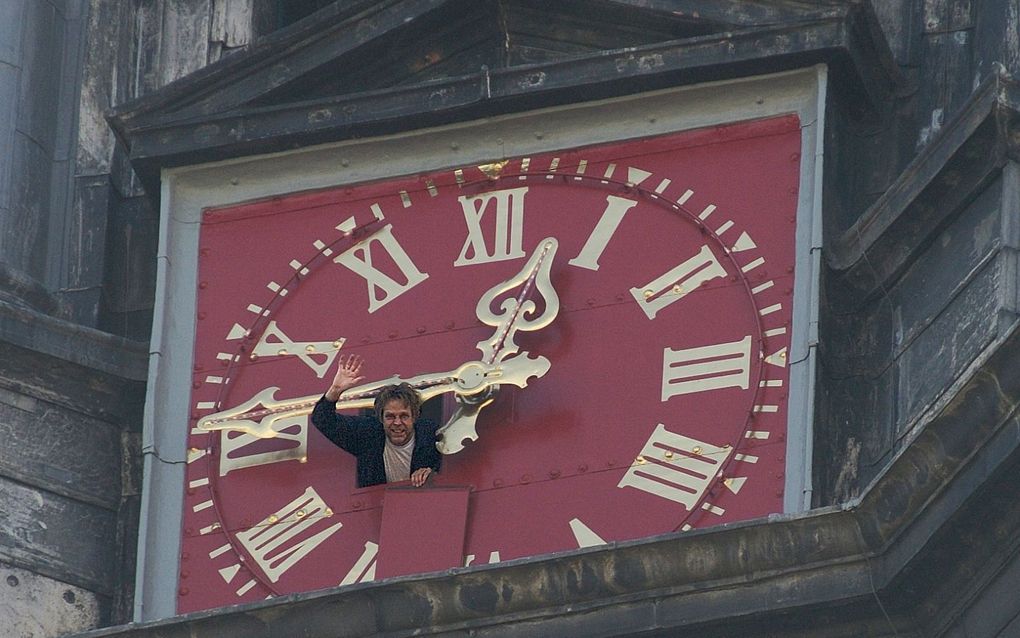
195;368;460;439
195;354;547;440
475;237;560;364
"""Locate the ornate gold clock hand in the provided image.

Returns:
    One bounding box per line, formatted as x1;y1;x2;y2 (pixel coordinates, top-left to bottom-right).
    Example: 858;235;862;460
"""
196;352;550;439
474;237;560;364
196;370;459;439
436;237;560;454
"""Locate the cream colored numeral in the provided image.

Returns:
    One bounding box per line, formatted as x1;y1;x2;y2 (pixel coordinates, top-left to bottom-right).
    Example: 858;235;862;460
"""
339;541;378;586
334;224;428;313
464;551;502;566
569;518;607;548
219;414;307;476
662;336;751;400
618;425;732;509
630;245;727;319
235;487;342;583
252;321;344;378
568;195;638;271
455;187;528;266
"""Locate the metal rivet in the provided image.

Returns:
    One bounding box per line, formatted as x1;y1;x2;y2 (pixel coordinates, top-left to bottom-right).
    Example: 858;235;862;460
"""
664;451;673;459
643;289;654;299
332;340;343;349
636;456;646;464
268;515;278;523
305;345;316;353
324;508;333;517
249;353;258;360
296;510;306;518
692;446;702;455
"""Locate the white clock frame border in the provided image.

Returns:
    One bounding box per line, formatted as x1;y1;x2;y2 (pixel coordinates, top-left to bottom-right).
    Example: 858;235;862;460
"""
135;65;826;622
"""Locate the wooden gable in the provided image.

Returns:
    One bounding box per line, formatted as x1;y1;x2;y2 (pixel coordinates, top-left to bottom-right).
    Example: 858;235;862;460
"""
108;0;902;193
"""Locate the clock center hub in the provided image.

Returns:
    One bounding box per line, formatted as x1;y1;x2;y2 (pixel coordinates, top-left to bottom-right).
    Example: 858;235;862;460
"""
455;362;489;394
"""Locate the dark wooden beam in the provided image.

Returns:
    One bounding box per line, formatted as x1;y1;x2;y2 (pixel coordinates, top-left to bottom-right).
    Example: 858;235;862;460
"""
826;73;1020;298
600;0;849;27
111;6;902;196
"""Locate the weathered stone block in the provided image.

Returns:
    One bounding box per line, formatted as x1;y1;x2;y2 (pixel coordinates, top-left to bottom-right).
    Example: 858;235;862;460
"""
16;0;61;153
0;477;118;593
0;394;123;509
0;561;101;638
897;259;1001;432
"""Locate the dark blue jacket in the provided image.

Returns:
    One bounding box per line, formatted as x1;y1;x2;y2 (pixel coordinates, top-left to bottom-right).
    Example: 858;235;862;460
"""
311;396;442;488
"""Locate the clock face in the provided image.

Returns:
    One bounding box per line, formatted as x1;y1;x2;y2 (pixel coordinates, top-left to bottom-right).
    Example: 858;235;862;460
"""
178;115;802;612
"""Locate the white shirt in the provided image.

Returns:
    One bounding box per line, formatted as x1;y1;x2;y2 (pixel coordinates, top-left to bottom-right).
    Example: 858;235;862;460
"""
383;434;415;483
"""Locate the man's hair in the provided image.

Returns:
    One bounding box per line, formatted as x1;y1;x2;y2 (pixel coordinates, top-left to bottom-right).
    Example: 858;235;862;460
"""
374;383;422;422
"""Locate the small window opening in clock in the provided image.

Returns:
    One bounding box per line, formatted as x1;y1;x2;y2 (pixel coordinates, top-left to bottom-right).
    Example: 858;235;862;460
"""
420;394;453;426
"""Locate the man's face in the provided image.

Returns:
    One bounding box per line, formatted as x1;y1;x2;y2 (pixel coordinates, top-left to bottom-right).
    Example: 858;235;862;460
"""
381;399;415;445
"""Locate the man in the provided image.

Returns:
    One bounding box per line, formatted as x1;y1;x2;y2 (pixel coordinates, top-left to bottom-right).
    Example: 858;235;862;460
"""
312;354;441;487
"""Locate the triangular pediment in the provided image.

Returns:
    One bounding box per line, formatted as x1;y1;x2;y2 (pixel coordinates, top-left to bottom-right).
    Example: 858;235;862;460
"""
109;0;902;191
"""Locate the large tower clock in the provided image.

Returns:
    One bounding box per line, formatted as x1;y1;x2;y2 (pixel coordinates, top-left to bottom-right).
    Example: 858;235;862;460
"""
176;115;804;612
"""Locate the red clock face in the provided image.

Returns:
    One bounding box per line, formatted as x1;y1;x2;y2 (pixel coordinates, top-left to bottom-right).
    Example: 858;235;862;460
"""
178;115;802;612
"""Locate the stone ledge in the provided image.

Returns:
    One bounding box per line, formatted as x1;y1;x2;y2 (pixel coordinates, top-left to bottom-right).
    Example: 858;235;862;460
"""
71;326;1020;637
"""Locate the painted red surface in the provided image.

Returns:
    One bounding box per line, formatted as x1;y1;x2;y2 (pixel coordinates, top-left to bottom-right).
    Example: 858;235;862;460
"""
375;486;471;578
177;115;803;612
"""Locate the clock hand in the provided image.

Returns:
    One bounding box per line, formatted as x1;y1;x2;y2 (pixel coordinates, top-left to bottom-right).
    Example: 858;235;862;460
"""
196;352;548;439
475;237;560;364
195;371;457;439
436;238;560;453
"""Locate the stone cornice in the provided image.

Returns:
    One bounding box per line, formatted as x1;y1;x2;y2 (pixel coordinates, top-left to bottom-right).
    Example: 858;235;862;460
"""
74;324;1020;636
